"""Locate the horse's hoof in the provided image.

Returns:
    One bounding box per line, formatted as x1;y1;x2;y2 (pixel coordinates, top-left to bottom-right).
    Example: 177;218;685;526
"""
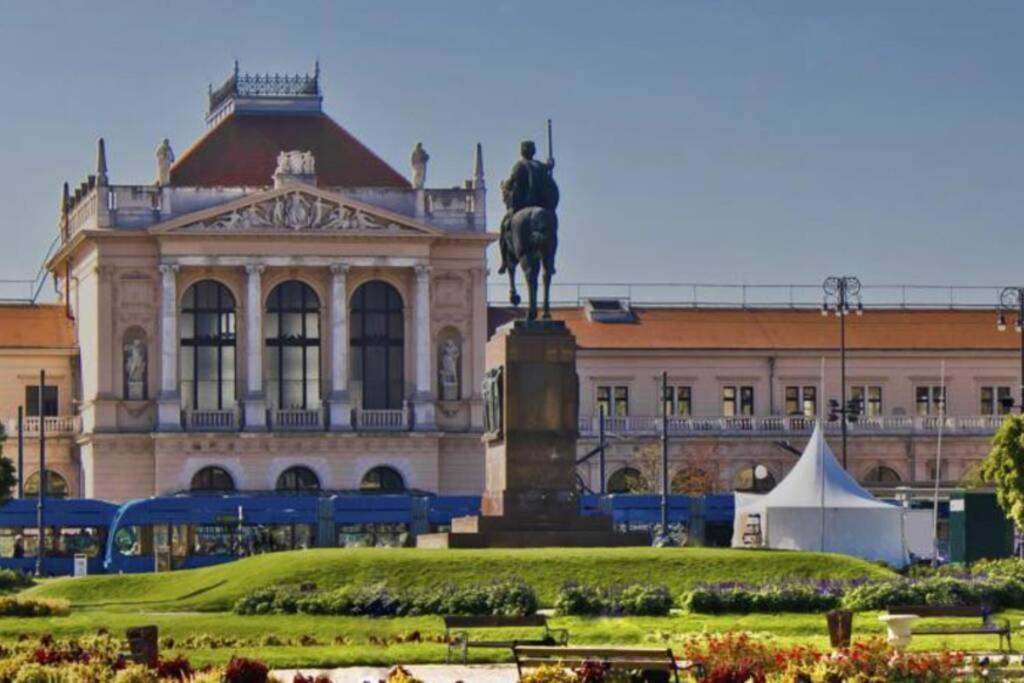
510;294;521;307
542;313;552;320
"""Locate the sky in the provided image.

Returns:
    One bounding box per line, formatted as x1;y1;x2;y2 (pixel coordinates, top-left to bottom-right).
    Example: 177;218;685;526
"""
0;1;1021;303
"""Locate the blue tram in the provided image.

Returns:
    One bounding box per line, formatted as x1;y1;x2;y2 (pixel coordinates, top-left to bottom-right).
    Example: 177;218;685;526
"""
0;499;118;576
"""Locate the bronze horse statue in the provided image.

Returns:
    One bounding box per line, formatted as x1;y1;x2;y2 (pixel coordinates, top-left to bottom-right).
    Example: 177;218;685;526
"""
500;192;559;320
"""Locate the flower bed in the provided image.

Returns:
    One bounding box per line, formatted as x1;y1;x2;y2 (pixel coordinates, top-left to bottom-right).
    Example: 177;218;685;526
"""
234;578;538;617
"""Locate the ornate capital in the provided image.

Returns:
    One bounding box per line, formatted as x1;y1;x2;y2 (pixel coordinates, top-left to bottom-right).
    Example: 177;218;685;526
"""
244;264;266;276
414;264;432;280
158;264;179;277
330;263;351;276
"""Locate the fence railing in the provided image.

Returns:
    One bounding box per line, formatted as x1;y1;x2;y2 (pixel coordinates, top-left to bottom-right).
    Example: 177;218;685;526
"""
272;409;323;431
185;409;237;432
354;404;410;432
579;414;1006;437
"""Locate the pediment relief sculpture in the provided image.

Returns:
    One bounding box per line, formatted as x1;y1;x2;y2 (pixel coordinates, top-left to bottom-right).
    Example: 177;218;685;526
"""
193;192;413;233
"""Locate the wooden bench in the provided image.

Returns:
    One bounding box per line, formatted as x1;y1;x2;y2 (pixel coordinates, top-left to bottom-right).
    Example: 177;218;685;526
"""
514;645;684;683
888;605;1012;651
443;615;568;663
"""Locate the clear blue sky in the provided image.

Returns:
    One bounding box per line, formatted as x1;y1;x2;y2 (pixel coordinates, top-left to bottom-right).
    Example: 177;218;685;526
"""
0;1;1021;297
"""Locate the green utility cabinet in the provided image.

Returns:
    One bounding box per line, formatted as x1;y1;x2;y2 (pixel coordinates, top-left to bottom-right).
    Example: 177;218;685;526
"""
948;490;1013;563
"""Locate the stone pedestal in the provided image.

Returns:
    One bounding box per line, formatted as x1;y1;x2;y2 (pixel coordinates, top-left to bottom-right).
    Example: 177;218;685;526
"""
418;320;646;548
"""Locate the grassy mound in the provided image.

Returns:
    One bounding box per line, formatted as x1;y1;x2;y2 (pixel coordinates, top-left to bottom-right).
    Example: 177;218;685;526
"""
27;547;894;611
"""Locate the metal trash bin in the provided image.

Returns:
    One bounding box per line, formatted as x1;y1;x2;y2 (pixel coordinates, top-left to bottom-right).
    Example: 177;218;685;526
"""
826;609;853;648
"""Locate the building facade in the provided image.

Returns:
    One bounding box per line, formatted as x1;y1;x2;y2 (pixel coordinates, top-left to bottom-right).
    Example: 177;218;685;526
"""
0;65;1018;502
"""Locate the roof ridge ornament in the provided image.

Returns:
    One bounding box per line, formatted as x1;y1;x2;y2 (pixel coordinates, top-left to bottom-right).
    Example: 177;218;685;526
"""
206;61;322;126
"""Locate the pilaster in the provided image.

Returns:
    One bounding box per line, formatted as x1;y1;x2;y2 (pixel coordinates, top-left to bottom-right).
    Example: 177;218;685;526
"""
328;263;352;431
156;264;182;431
413;264;436;430
243;264;267;431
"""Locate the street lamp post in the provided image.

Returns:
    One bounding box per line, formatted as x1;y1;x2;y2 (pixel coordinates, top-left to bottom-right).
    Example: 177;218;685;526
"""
822;276;863;469
996;287;1024;412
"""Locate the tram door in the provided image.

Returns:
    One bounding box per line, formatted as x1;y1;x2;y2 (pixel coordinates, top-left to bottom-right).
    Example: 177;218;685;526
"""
153;524;190;571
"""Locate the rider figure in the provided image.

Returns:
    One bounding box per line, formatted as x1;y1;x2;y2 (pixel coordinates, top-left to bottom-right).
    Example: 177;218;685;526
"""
499;140;556;274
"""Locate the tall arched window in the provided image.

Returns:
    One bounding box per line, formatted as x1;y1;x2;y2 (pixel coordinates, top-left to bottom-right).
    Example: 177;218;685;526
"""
190;466;236;493
607;467;648;494
181;281;236;411
360;466;405;493
265;281;321;410
276;466;321;493
24;470;69;498
351;281;404;410
863;466;901;485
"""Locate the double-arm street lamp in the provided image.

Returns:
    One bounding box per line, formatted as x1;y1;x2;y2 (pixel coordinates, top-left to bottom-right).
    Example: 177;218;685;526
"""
822;276;863;469
996;287;1024;413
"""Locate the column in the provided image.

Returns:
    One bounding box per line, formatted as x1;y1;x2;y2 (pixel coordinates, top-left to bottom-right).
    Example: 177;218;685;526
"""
328;264;352;431
413;264;436;430
156;264;182;431
243;264;267;431
469;266;487;430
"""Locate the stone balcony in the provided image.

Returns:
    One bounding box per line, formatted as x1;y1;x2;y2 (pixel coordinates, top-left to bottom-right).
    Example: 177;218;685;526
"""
578;414;1006;438
2;416;81;438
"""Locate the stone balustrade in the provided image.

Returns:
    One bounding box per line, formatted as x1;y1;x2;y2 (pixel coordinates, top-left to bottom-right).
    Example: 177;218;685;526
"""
2;416;81;437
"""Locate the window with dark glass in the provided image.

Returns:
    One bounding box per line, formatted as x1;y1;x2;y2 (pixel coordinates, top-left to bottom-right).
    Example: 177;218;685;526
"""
596;385;629;416
24;470;68;498
360;466;405;493
785;386;817;417
265;281;321;411
915;385;945;416
180;281;236;411
740;386;754;416
663;385;692;416
25;386;58;417
851;385;883;417
981;385;1013;416
351;282;404;410
607;467;648;494
190;466;236;493
862;466;901;485
276;466;321;493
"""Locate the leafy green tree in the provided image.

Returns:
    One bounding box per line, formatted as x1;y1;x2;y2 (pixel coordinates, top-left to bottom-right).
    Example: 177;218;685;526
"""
981;415;1024;527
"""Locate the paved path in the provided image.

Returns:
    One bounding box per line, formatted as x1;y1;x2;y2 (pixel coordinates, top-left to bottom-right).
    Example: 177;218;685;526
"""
274;665;518;682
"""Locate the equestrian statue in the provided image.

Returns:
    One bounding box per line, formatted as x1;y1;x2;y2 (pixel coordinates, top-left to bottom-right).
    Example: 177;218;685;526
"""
498;121;560;320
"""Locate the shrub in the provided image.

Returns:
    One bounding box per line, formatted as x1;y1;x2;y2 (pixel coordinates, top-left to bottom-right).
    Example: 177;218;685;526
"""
12;664;60;683
225;656;270;683
156;655;194;681
0;597;70;618
0;569;33;594
841;574;1024;611
113;665;159;683
385;667;424;683
680;582;841;614
555;582;673;616
520;664;577;683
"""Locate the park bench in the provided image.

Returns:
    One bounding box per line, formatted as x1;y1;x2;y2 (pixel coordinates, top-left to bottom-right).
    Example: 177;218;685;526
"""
514;645;685;683
443;615;568;663
888;605;1012;651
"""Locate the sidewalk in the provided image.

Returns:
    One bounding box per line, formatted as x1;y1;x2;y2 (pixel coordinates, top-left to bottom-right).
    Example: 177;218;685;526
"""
273;664;519;682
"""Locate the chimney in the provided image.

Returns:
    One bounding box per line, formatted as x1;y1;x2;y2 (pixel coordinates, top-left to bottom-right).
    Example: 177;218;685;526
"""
473;143;485;190
96;138;109;187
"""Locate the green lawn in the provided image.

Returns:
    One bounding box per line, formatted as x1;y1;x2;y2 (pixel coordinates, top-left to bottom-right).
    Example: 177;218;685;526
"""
0;609;1014;668
25;547;894;612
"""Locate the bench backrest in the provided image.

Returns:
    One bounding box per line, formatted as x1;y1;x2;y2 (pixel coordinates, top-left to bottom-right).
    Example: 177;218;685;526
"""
888;605;992;618
443;615;547;629
515;646;677;671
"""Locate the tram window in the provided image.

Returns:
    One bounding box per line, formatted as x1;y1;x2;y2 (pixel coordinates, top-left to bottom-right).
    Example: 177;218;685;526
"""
114;526;150;556
336;523;408;548
54;528;103;558
0;529;21;558
193;525;238;556
268;524;315;552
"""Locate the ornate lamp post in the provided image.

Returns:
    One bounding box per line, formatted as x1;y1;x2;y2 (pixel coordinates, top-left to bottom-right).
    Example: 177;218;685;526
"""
822;276;863;469
996;287;1024;412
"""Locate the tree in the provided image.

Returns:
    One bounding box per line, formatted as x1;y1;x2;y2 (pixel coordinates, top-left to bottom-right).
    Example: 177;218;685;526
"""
981;415;1024;527
0;424;14;504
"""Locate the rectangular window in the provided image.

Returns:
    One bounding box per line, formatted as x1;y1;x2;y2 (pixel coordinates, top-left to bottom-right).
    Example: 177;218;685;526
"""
722;386;737;417
663;385;692;416
24;386;58;417
722;386;754;416
981;386;1013;415
739;386;754;416
785;386;817;417
597;385;629;417
915;385;945;416
849;386;883;417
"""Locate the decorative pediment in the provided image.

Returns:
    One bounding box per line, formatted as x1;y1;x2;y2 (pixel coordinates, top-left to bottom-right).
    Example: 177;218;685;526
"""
154;186;441;237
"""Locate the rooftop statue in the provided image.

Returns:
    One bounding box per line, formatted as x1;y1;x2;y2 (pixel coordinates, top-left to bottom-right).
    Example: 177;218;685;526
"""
499;122;560;320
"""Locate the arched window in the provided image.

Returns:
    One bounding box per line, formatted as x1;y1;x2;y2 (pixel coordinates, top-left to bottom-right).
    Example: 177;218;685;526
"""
351;281;404;410
123;328;148;400
862;466;901;485
24;470;69;498
181;281;236;411
265;281;321;410
607;467;648;494
360;466;405;493
190;466;236;493
276;466;321;493
734;464;776;493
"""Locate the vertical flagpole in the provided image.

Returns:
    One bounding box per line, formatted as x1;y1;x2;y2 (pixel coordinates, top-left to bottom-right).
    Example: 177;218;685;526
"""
819;356;826;553
931;360;946;566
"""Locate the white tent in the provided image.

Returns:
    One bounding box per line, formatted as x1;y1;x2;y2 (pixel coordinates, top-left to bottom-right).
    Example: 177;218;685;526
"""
731;423;908;568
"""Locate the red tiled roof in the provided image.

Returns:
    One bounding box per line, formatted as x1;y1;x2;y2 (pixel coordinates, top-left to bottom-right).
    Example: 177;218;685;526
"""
169;113;410;188
0;305;75;349
488;307;1016;351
